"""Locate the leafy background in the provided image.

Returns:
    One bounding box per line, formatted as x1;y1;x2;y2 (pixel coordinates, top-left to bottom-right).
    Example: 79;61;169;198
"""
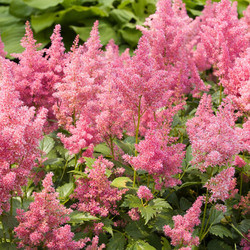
0;0;249;57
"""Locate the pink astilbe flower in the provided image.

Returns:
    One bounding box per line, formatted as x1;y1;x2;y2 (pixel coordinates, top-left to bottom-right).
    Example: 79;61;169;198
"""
12;22;65;130
186;94;244;171
196;0;249;79
234;155;247;168
0;58;47;214
125;121;185;190
221;47;250;113
234;192;250;215
240;230;250;250
86;236;105;250
128;208;140;221
204;167;238;202
163;196;203;248
73;157;127;217
137;186;153;201
14;173;84;249
137;0;209;97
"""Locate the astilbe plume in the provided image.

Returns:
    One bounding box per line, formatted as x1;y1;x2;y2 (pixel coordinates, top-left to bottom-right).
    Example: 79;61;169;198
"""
137;186;153;201
72;157;127;217
137;0;209;97
204;167;238;203
234;191;250;215
14;173;85;249
163;196;203;248
186;94;244;171
221;47;250;113
125;120;185;190
196;0;249;79
0;58;47;214
12;22;65;130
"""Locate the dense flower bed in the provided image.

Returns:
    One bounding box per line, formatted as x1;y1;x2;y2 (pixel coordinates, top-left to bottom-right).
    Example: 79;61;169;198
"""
0;0;249;249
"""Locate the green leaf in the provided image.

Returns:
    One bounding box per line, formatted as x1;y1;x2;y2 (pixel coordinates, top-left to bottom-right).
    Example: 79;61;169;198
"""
103;218;113;236
161;237;171;250
149;198;172;210
1;24;25;56
239;219;250;234
94;143;111;155
1;213;18;231
39;135;55;154
69;211;99;223
209;225;233;238
180;197;192;211
9;0;35;18
111;177;133;188
139;206;158;224
83;157;96;168
174;181;201;191
115;139;135;155
57;182;74;200
207;239;233;250
31;12;56;33
107;232;126;250
121;194;142;209
125;221;150;240
42;158;64;166
110;9;137;24
0;243;16;250
209;208;224;225
127;240;156;250
119;27;141;48
23;0;63;9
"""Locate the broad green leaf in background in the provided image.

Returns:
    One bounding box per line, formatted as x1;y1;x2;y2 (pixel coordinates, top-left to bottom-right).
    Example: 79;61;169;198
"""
207;239;233;250
23;0;63;9
127;240;156;250
9;0;35;18
31;12;56;33
57;182;74;201
1;24;25;56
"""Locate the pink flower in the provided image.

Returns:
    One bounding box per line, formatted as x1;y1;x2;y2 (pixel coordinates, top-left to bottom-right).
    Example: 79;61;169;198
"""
137;186;153;201
14;173;82;249
163;196;203;248
128;208;140;221
204;167;238;202
234;155;247;168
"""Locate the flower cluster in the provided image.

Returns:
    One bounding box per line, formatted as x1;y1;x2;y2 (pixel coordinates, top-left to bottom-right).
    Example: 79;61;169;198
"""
14;173;85;249
163;196;203;248
137;186;153;201
186;94;244;171
72;157;127;217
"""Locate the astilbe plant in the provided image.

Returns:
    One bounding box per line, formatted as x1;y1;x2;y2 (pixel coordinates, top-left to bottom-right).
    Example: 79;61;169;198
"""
0;57;47;214
14;173;86;249
163;196;204;249
186;94;244;171
72;157;127;217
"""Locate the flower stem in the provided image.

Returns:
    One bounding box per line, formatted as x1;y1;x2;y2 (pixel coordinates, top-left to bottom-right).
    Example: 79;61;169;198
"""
133;96;142;187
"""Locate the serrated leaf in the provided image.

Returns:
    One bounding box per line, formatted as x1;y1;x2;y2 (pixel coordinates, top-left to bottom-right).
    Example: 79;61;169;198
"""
103;218;113;236
139;206;158;224
209;225;232;238
57;182;74;200
1;213;18;231
239;219;250;233
149;198;172;210
115;139;135;155
69;211;99;223
180;197;192;211
39;136;55;154
127;240;156;250
111;177;133;188
23;0;63;9
107;232;126;250
209;208;224;225
207;239;233;250
125;221;150;240
121;194;142;209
